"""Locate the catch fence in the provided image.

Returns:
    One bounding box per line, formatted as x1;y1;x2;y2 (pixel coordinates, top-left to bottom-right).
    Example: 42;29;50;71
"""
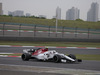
0;22;100;39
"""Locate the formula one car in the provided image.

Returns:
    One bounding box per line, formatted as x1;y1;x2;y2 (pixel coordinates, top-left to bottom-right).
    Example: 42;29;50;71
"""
21;48;82;63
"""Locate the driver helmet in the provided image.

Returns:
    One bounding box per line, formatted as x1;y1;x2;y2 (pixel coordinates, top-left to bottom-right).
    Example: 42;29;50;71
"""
45;47;48;51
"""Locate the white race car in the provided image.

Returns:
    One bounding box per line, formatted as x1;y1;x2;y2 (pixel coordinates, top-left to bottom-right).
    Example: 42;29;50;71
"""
21;48;82;63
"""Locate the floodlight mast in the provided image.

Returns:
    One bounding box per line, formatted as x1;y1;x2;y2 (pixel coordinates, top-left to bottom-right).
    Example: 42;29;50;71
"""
56;13;58;33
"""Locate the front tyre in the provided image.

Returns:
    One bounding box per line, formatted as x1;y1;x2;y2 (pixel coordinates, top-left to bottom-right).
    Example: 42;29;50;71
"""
67;54;76;63
53;55;61;63
68;54;76;59
21;53;31;61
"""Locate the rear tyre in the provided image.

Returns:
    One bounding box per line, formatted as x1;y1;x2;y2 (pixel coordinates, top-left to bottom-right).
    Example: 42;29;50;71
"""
53;55;61;63
21;53;31;61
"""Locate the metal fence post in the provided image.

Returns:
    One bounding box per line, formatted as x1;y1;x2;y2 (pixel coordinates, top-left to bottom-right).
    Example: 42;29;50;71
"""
48;26;50;37
34;25;36;37
56;32;57;37
75;27;78;38
19;24;21;37
88;28;90;39
3;23;5;37
62;26;64;37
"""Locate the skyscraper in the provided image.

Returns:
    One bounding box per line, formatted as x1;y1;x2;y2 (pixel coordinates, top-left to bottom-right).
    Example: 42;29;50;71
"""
0;3;3;15
66;7;80;20
8;10;24;17
26;13;31;17
56;7;61;20
87;2;99;22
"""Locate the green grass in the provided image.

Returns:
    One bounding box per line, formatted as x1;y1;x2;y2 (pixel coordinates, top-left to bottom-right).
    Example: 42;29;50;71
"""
76;54;100;61
0;16;100;29
0;54;21;56
0;41;100;47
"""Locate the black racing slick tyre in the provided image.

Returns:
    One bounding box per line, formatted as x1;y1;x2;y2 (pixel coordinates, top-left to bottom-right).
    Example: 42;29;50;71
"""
21;53;31;61
53;55;61;63
68;54;76;59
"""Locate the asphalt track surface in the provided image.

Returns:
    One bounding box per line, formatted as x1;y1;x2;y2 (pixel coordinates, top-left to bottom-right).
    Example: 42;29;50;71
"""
0;70;63;75
0;47;100;71
0;69;68;75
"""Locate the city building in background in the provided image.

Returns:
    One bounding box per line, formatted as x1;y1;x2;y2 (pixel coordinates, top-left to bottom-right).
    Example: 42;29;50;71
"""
66;7;80;20
52;16;56;19
26;13;31;17
1;2;99;21
8;10;24;17
0;3;3;15
87;2;99;22
56;7;61;20
38;15;46;19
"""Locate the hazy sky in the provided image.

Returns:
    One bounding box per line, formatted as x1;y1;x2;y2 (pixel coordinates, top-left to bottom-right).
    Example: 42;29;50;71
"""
0;0;100;21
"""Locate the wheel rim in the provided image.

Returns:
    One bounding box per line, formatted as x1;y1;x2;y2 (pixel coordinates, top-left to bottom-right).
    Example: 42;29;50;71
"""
22;54;25;60
54;56;58;62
